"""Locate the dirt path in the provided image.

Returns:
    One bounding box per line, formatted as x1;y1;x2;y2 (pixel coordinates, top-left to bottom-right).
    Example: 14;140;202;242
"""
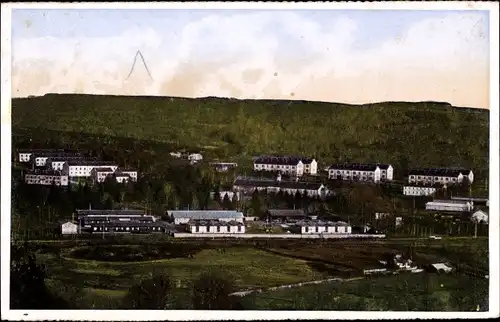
230;276;364;297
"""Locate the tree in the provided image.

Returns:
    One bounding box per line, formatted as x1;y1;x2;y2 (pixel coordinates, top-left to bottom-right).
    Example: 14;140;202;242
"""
222;194;233;210
121;272;172;309
10;243;70;309
191;270;243;310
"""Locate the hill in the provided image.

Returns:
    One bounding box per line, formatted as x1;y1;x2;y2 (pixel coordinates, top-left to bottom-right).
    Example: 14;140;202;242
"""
11;94;489;179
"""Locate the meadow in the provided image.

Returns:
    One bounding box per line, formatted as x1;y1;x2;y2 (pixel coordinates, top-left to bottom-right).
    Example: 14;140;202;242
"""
29;237;488;309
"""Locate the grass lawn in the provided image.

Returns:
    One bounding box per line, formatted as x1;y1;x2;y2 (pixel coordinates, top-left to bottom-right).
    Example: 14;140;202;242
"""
241;273;489;311
38;247;325;309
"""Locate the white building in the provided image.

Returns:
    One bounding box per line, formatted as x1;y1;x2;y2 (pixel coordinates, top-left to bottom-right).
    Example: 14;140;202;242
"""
297;221;352;234
17;149;66;163
425;199;474;212
170;152;182;158
408;168;474;186
115;173;131;183
253;156;318;177
63;160;118;177
403;186;437;197
211;162;238;172
188;153;203;163
61;221;79;235
30;151;84;167
233;175;331;199
471;210;488;223
91;167;116;183
187;220;246;234
117;169;138;181
328;163;393;182
24;170;69;186
168;210;245;225
48;156;95;171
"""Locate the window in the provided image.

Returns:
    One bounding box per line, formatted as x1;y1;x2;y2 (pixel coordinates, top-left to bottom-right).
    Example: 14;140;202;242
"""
237;226;241;232
217;226;220;232
305;227;308;233
315;226;319;233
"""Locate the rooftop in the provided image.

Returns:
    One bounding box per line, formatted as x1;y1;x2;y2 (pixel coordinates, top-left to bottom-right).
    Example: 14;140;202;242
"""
168;210;244;219
188;219;244;226
92;167;115;173
408;168;472;177
329;163;392;171
67;160;117;166
268;209;307;217
428;199;473;205
254;155;315;166
234;176;324;190
76;209;146;216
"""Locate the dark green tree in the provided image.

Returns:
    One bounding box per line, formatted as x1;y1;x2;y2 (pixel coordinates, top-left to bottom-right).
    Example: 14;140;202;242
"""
191;270;243;310
121;271;173;309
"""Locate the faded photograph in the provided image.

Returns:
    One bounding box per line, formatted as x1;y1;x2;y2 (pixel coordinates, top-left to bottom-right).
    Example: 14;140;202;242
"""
6;3;494;314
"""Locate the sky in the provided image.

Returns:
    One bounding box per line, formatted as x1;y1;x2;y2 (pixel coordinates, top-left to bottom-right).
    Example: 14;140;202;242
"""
11;8;491;108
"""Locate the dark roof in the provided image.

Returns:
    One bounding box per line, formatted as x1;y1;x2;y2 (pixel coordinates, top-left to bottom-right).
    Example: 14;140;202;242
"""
81;216;155;222
92;167;114;172
268;209;307;217
114;172;131;178
254;156;315;166
48;156;95;162
86;221;170;228
187;219;244;226
408;168;472;177
117;168;138;172
26;169;66;176
329;163;391;171
18;148;66;153
76;209;146;216
234;176;324;190
66;160;117;166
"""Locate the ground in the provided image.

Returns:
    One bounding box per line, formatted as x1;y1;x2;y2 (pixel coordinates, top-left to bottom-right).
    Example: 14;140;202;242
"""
29;237;488;309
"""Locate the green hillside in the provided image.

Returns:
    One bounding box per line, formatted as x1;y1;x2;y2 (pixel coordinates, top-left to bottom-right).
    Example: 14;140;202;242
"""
11;94;489;178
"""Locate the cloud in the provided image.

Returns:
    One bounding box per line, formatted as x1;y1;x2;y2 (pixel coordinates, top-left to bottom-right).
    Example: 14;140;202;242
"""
11;11;490;108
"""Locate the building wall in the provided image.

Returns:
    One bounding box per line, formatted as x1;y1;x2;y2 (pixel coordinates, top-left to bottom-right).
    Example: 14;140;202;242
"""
425;202;473;212
61;223;78;234
328;168;381;182
253;161;304;177
35;157;49;167
51;161;66;171
403;186;437;196
189;224;245;234
66;164;118;177
301;225;351;234
19;153;31;162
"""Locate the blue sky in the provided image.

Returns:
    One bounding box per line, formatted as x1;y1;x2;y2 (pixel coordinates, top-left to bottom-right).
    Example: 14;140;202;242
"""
11;8;491;108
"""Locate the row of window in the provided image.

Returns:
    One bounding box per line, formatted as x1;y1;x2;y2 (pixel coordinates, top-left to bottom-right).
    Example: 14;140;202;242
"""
255;164;301;170
92;226;164;232
304;226;348;233
194;225;243;232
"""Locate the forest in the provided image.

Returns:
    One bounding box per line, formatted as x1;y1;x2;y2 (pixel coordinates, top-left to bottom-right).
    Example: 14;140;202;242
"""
12;94;490;180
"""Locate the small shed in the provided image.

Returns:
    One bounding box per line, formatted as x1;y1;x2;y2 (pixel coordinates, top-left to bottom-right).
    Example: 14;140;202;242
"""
61;221;79;235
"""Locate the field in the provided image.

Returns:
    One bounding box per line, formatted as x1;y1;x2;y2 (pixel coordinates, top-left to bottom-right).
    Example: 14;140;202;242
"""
241;273;489;311
28;237;489;309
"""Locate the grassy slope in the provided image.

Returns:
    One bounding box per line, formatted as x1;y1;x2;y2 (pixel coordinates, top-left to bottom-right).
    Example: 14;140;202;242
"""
12;94;489;178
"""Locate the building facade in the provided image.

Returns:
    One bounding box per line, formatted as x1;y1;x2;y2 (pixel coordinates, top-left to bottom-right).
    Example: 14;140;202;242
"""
187;220;246;234
63;160;118;177
295;221;352;234
425;199;474;212
61;221;79;235
328;163;393;182
233;175;331;199
168;210;245;225
403;186;437;197
408;168;474;186
24;170;69;186
253;156;317;177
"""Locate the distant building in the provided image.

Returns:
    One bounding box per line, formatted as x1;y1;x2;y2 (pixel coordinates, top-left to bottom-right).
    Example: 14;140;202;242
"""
114;172;132;183
233;175;331;199
327;163;393;183
91;167;116;183
24;169;69;186
30;151;84;167
425;199;473;212
63;160;118;177
61;221;79;235
471;210;488;223
76;209;156;229
48;156;96;171
253;156;318;176
117;169;138;181
267;209;308;221
17;148;65;163
167;210;245;225
187;220;246;234
211;162;238;172
85;221;170;234
170;152;182;158
451;196;489;206
408;168;474;185
403;185;437;196
292;220;352;234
